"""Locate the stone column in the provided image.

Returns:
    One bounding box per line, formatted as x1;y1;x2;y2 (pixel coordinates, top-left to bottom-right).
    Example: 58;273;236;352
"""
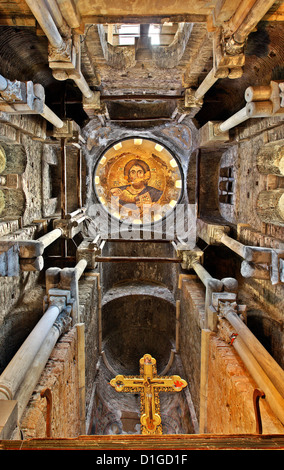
14;310;72;420
0;304;62;401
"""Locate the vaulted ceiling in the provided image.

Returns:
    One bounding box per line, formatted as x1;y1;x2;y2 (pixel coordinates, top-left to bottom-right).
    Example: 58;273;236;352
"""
0;0;283;130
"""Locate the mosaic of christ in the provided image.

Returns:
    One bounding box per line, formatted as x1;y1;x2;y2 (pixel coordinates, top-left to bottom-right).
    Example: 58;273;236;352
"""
94;139;183;224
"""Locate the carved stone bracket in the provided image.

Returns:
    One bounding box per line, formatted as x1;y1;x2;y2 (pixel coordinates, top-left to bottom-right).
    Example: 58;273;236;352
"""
44;287;74;312
241;249;284;285
53;208;86;238
53;310;72;336
0;79;44;115
213;28;245;79
198;120;230;147
212;297;247;334
76;238;99;270
49;34;95;104
48;37;75;81
82;91;103;116
179;89;204;118
52;118;83;144
197;219;230;245
176;246;204;270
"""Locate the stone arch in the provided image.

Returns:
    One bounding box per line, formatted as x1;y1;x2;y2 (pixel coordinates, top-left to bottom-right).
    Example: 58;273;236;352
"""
101;283;176;375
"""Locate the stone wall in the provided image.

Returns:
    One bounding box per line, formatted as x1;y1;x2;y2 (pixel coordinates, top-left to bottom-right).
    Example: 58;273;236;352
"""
91;359;195;435
79;274;100;411
207;334;284;434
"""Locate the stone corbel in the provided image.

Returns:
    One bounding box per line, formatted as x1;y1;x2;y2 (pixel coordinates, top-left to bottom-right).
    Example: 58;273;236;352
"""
196;219;230;245
206;277;240;331
45;254;88;325
212;292;247;332
241;249;284;285
82;91;102;115
209;293;237;332
216;299;247;342
0;80;44;115
53;208;86;238
0;238;45;274
45;269;76;320
197;219;284;285
48;37;75;80
52;118;82;144
222;35;245;57
178;89;204;118
0;227;63;275
213;296;247;332
76;238;99;270
49;33;95;106
176;246;204;270
43;285;75;328
45;287;73;312
0;76;63;128
198;120;230;148
213;28;245;79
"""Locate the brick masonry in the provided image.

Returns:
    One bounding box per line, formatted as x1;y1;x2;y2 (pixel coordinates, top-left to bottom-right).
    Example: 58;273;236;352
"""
20;328;81;439
207;334;284;434
180;275;284;434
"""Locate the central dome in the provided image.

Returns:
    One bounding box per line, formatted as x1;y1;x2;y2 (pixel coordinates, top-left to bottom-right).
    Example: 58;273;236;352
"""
93;137;183;225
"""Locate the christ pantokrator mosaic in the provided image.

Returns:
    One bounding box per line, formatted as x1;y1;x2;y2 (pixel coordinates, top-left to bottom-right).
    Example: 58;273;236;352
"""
94;138;183;224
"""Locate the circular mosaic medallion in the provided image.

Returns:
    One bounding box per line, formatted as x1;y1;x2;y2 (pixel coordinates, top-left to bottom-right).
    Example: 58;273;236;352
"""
93;137;183;225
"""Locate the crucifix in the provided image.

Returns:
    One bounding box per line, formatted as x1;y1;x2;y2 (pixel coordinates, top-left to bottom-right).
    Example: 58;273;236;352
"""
110;353;187;434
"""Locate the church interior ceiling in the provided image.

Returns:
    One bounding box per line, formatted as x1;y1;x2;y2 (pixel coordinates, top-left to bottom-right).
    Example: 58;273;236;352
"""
0;0;283;450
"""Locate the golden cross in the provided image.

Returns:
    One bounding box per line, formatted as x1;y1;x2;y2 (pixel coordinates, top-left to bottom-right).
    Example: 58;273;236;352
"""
110;353;187;434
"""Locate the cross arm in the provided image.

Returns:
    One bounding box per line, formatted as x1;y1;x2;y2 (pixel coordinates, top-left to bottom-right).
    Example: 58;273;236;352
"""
151;375;187;391
110;374;144;392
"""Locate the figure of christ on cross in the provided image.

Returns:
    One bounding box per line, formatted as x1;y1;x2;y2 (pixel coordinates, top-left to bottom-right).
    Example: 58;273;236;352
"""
110;353;187;434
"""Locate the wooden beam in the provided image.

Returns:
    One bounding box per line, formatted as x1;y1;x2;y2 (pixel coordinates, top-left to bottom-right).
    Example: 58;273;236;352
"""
108;117;173;122
95;256;182;263
82;14;207;24
101;94;183;101
1;434;284;450
0;16;36;26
